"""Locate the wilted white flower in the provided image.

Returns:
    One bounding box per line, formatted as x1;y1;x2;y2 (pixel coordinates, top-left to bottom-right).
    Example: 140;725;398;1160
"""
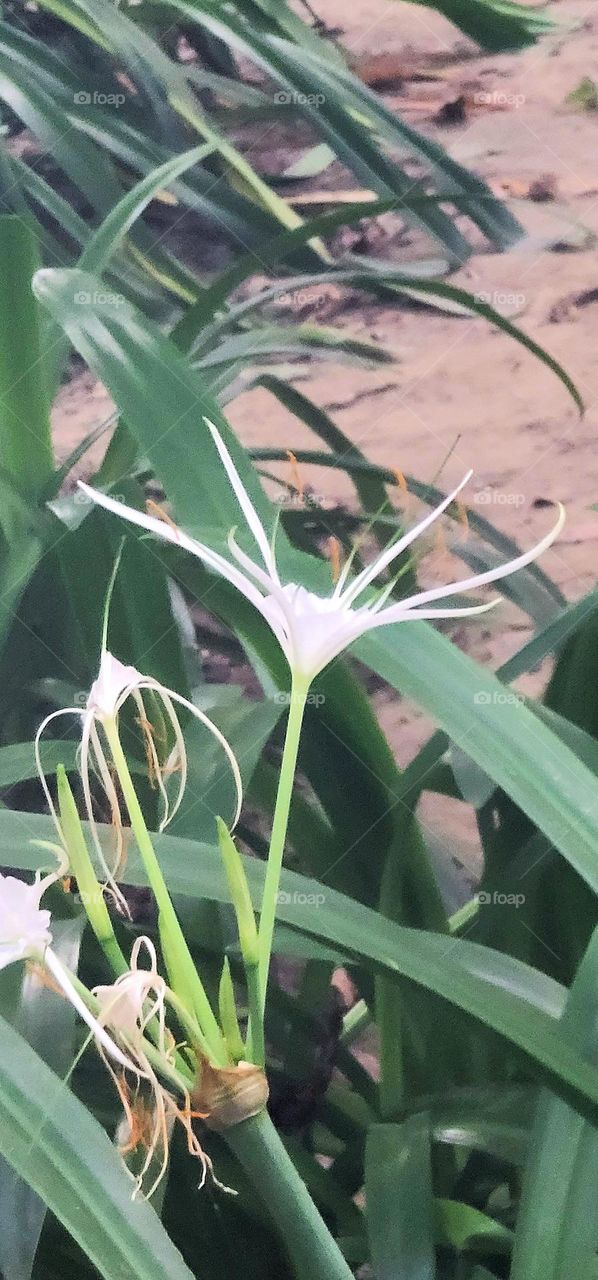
94;937;226;1199
79;422;564;686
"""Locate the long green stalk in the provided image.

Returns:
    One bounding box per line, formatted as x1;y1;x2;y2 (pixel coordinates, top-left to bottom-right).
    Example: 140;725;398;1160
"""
103;720;228;1065
257;679;308;1010
224;1109;354;1280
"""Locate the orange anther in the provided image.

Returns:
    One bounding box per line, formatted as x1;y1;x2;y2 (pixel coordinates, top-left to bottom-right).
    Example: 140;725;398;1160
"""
146;499;179;533
286;450;305;501
326;535;342;584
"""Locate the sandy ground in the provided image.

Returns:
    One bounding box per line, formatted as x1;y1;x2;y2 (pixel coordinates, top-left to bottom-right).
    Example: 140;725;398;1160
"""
52;0;598;873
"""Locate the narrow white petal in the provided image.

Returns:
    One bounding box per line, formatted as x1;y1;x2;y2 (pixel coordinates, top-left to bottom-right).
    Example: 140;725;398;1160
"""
359;599;499;628
34;708;82;849
79;483;295;671
206;419;279;580
340;471;473;607
227;532;297;636
394;505;565;614
77;483;268;612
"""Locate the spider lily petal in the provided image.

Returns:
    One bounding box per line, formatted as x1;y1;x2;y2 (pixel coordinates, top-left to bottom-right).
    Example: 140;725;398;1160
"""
77;483;270;614
79;425;565;686
336;469;473;608
207;421;279;580
380;503;566;617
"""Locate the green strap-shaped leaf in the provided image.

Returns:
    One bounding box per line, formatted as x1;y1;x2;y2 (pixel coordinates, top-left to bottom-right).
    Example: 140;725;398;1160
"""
0;1015;195;1280
511;926;598;1279
365;1117;435;1279
0;217;53;506
0;919;84;1280
409;0;553;50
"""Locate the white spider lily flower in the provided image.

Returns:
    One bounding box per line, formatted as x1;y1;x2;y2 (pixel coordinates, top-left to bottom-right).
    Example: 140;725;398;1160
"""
94;938;225;1199
35;649;243;910
79;423;565;686
0;870;136;1071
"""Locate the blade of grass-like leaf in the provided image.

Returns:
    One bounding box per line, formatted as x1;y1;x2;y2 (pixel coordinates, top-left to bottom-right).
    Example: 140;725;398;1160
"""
196;323;393;372
0;217;53;503
0;54;123;218
171;198;414;345
190;270;580;411
33;267;272;535
0;919;84;1280
276;38;522;250
40;0;324;246
388;584;598;819
0;741;78;789
358;624;598;899
410;0;553;49
78;145;213;274
435;1199;512;1254
0;1015;195;1280
151;0;513;257
40;145;213;396
511;925;598;1279
365;1117;435;1279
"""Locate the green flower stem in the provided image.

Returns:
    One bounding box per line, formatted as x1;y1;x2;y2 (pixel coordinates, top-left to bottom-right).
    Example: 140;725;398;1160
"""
103;719;228;1066
56;764;128;979
258;678;309;1011
224;1108;354;1280
245;959;265;1069
164;989;212;1062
